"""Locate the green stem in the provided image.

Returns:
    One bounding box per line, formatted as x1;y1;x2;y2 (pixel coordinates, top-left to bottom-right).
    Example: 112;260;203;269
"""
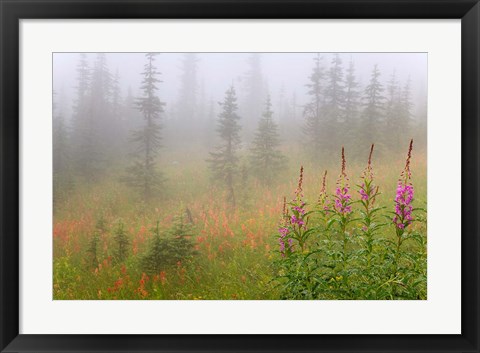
393;230;403;276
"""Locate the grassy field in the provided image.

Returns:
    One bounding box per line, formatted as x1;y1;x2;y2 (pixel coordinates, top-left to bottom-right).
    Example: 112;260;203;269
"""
53;146;427;300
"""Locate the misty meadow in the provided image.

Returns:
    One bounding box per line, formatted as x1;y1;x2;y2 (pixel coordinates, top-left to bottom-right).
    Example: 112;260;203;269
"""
53;53;427;300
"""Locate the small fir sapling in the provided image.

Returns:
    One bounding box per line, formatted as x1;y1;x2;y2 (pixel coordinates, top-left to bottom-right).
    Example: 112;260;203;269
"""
113;219;130;264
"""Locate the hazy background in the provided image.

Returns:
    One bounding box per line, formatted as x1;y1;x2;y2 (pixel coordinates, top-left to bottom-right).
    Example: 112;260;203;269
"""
53;52;427;124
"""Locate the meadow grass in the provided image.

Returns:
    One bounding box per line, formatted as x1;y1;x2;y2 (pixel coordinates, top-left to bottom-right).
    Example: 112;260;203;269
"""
53;147;426;300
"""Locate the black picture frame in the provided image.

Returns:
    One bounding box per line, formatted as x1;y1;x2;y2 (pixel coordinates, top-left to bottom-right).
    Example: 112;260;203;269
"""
1;1;479;352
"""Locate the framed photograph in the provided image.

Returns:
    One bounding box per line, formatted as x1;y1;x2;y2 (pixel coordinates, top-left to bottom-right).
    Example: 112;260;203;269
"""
1;0;478;352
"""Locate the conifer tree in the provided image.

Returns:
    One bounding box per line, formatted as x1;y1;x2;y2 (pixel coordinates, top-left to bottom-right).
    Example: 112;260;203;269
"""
303;54;325;161
71;53;93;178
177;53;199;123
89;53;113;172
124;53;165;203
207;86;242;207
53;90;72;201
249;95;287;184
395;78;413;147
242;53;264;139
384;70;401;148
113;219;129;263
343;59;361;150
360;64;385;150
324;54;346;151
344;59;361;125
141;216;196;275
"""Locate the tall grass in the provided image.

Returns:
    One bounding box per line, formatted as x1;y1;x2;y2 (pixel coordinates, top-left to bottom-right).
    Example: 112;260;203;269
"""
53;143;426;300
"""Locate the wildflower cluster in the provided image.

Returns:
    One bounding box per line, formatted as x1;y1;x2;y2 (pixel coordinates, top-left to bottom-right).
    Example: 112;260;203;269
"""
358;144;380;209
278;197;293;257
278;166;308;256
393;139;414;231
317;170;330;213
274;140;426;300
333;148;352;216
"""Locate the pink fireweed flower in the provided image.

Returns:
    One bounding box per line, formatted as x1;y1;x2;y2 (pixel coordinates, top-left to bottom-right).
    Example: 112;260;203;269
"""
278;196;296;256
278;226;289;238
393;139;414;230
393;183;414;229
317;170;330;213
278;238;286;255
359;186;369;201
334;147;352;216
358;144;378;205
294;166;304;200
291;214;305;227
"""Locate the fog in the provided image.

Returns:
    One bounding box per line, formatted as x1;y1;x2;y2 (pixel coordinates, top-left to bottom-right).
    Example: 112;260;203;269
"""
52;52;427;203
52;52;428;300
53;52;427;125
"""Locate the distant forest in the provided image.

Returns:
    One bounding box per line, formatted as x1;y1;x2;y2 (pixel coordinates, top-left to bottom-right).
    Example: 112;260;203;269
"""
53;53;427;203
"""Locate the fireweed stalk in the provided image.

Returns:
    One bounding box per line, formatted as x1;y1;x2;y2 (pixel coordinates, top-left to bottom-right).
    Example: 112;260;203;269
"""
289;166;309;252
333;148;353;273
278;166;309;256
317;170;330;215
357;144;382;270
392;139;414;275
278;196;293;257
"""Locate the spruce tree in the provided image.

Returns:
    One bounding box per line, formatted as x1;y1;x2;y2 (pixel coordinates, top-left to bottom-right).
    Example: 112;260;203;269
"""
384;70;401;148
207;86;242;207
360;64;385;150
249;95;287;184
344;59;361;124
71;53;93;178
113;219;129;263
242;53;264;139
303;54;325;162
87;53;112;175
395;78;413;147
111;69;126;145
324;54;346;151
343;59;361;151
124;53;165;203
53;90;72;201
177;53;199;123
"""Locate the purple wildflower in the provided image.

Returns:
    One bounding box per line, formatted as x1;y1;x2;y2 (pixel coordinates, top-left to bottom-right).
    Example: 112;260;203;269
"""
278;227;288;238
358;144;377;206
287;238;294;252
359;186;369;201
393;139;414;230
334;148;353;216
279;238;286;256
318;170;330;213
291;214;305;227
393;183;414;229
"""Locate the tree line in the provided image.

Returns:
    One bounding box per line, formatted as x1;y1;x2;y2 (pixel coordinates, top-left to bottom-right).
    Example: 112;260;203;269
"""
53;53;426;205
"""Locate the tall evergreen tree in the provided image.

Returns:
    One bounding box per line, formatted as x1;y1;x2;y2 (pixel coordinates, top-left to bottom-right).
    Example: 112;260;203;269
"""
303;54;325;161
72;53;112;180
110;68;127;153
71;53;93;178
53;90;72;201
90;53;113;162
343;58;361;150
360;64;385;150
124;53;165;203
344;59;361;126
324;54;345;150
249;95;287;184
395;77;413;146
242;53;264;139
207;86;242;207
177;53;199;123
384;70;401;147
